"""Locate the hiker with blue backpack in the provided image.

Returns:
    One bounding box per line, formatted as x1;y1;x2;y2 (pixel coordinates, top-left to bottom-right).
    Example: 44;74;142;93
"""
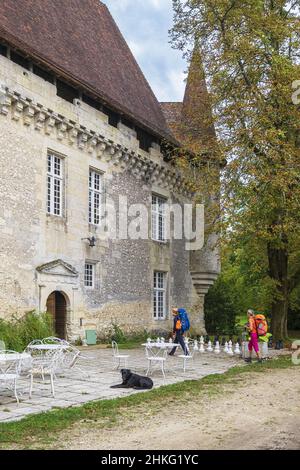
168;307;190;356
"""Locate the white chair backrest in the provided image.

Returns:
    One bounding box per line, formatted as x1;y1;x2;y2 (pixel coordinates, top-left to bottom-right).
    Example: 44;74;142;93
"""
31;348;64;372
51;349;65;372
42;337;69;346
189;347;195;358
145;345;152;359
25;339;43;348
112;341;119;356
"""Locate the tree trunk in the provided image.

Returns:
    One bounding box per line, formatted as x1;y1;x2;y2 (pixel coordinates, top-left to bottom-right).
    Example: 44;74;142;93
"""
267;243;289;341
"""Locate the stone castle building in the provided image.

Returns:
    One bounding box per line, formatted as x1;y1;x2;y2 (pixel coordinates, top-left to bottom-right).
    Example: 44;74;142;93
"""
0;0;220;340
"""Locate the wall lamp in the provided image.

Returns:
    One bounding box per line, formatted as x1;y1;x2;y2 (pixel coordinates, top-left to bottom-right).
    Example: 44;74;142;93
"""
81;236;97;247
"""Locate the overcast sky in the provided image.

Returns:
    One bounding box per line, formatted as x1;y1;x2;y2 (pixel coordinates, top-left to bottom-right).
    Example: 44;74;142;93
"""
101;0;187;102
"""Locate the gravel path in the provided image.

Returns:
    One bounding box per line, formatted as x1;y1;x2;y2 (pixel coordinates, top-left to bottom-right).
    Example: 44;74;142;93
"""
55;367;300;450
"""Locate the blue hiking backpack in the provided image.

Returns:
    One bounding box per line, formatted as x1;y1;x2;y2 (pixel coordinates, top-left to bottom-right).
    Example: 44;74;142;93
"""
178;308;190;333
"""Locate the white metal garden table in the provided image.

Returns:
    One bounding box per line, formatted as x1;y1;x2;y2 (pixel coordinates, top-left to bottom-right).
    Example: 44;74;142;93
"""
141;342;180;378
0;352;31;403
0;352;32;373
26;344;69;351
0;352;31;362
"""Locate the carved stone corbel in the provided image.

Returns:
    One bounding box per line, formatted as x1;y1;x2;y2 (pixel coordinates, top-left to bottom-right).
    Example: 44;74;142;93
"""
111;149;123;166
96;141;106;159
45;114;57;135
68;126;79;145
120;152;130;169
34;107;47;131
23;101;35;126
56;119;68;140
11;99;23;121
78;130;88;150
87;135;98;153
104;145;116;162
139;161;149;179
0;88;11;116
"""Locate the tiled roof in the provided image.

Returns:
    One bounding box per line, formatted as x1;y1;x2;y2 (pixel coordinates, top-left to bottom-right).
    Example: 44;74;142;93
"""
0;0;172;140
181;48;217;153
160;102;183;141
161;49;217;154
160;102;183;125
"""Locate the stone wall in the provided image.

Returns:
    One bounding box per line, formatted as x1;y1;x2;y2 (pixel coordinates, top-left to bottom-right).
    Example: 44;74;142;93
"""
0;54;207;340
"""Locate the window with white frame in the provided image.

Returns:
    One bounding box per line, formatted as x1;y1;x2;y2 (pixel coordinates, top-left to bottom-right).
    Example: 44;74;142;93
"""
89;169;103;225
153;271;167;319
84;262;95;288
152;194;167;242
47;153;64;216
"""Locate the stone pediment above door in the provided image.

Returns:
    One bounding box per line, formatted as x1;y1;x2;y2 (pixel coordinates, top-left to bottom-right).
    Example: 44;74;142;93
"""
36;260;79;278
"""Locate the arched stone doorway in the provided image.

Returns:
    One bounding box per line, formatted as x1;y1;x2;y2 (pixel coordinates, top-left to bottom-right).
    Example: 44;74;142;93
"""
46;291;68;339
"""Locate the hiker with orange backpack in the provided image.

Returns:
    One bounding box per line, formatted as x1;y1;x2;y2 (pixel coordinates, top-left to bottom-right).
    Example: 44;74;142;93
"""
245;309;263;363
168;307;189;356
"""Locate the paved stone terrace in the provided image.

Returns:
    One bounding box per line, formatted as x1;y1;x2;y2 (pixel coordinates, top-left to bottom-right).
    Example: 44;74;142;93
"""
0;346;284;423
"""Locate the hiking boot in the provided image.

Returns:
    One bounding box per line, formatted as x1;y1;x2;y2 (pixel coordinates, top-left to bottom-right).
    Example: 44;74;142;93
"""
244;357;252;363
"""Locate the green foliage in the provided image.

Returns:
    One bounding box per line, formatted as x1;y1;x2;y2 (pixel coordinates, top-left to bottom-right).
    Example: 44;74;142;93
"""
204;271;239;335
74;337;83;347
0;311;54;352
110;323;127;344
288;284;300;329
204;241;299;335
171;0;300;339
108;323;148;348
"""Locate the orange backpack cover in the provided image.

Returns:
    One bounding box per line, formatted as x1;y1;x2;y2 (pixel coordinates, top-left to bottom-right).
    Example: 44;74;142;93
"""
255;314;268;336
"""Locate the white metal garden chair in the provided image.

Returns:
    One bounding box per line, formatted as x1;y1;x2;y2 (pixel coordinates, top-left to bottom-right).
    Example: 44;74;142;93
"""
29;348;64;398
145;345;167;379
112;341;129;370
41;337;92;377
0;350;22;404
24;339;52;380
178;342;195;373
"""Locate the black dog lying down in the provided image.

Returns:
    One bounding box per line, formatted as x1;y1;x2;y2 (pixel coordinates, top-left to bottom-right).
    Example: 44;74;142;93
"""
110;369;153;390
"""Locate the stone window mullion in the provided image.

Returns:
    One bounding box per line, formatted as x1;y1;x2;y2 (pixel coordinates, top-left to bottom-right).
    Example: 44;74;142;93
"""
89;169;102;225
153;271;167;319
47;153;64;216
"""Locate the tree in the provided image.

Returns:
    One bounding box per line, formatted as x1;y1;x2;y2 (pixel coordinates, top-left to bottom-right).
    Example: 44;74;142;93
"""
171;0;300;340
